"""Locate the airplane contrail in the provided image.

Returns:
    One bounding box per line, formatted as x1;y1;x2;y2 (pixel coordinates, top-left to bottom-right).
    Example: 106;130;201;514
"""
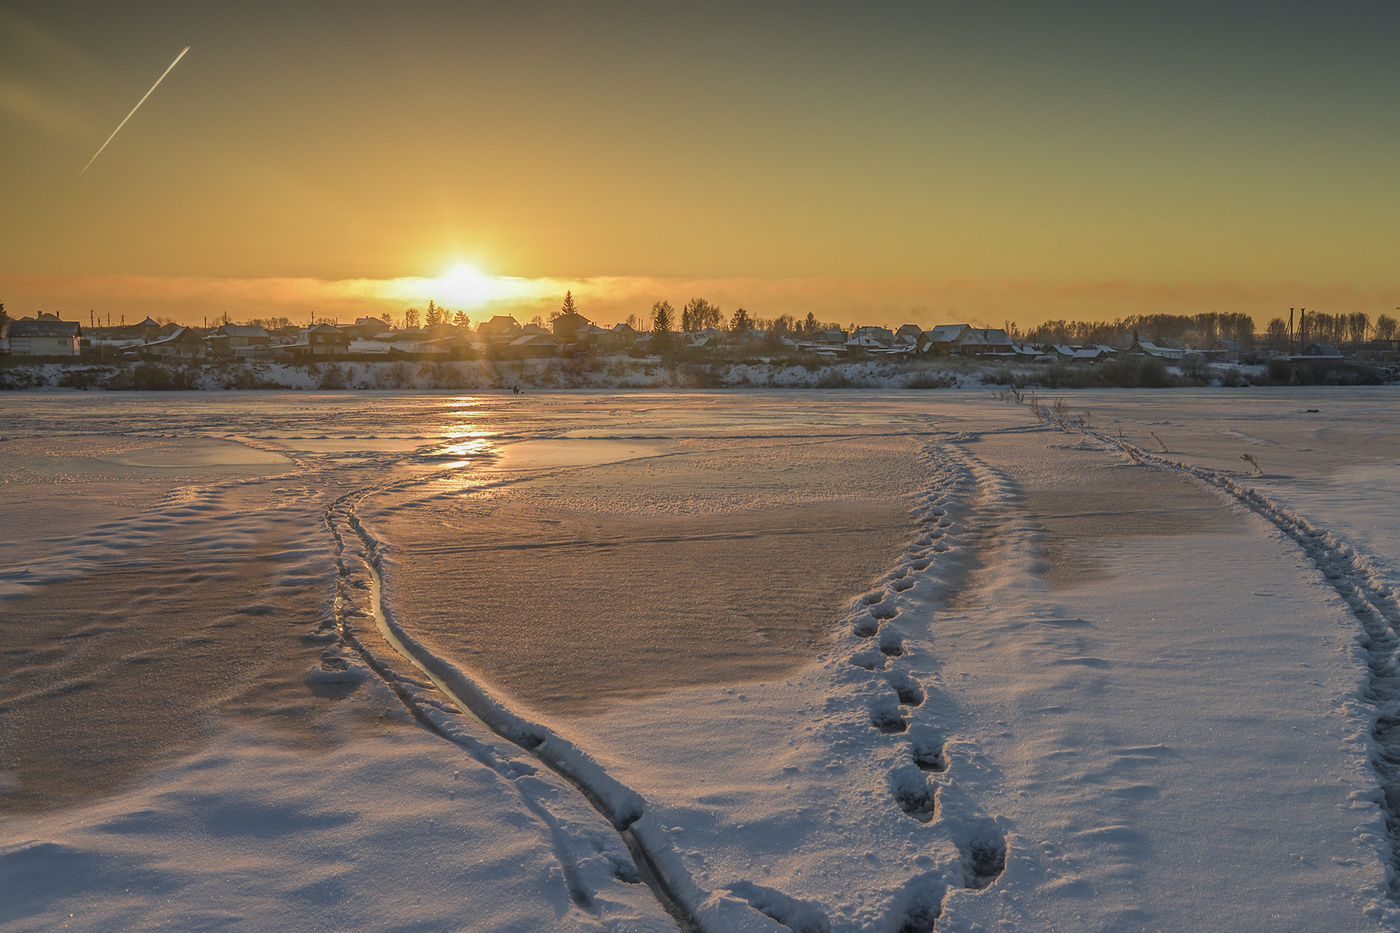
76;45;190;180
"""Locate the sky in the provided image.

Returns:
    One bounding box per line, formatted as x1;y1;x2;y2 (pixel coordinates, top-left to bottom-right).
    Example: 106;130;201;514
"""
1;1;1396;330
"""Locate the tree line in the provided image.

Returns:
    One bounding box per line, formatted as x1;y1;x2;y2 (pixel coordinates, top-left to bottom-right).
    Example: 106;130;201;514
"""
1006;312;1259;349
1005;310;1398;353
649;298;840;338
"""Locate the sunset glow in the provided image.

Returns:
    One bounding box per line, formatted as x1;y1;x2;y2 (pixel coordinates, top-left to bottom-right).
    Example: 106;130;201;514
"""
432;265;496;310
1;2;1395;329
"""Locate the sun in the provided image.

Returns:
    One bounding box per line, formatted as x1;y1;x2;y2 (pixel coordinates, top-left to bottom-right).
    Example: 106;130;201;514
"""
433;263;495;308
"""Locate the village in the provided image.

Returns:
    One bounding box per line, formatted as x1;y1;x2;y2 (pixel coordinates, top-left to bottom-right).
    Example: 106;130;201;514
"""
4;299;1397;369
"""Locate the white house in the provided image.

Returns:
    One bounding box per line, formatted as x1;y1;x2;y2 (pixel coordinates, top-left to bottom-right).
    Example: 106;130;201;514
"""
7;317;82;356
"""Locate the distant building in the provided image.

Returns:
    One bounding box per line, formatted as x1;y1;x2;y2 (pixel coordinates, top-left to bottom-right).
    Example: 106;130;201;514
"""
479;315;521;337
508;334;558;359
599;322;639;352
142;326;207;360
281;323;349;357
848;326;894;348
1126;340;1184;361
1299;342;1343;360
1206;339;1241;362
7;317;83;356
919;324;968;356
954;328;1014;356
551;311;593;342
478;315;522;353
343;317;392;341
208;324;271;357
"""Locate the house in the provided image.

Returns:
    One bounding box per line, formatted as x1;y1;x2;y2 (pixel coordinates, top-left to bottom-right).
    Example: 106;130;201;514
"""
895;324;924;341
508;334;558;358
1127;340;1185;361
142;326;207;360
919;324;968;356
599;322;639;352
105;316;168;342
207;324;270;357
342;317;392;341
551;311;593;342
421;322;461;341
1299;342;1343;360
282;323;349;357
6;317;82;356
954;328;1014;356
848;326;894;348
382;328;433;357
477;315;522;353
306;323;348;355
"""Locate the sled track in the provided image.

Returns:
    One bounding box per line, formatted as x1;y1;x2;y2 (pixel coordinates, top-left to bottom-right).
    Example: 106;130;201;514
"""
317;430;1012;931
1103;434;1400;900
324;481;720;932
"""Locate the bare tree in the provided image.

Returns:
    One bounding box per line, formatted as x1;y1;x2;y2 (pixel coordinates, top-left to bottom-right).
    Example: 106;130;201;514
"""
1375;314;1398;343
683;297;722;332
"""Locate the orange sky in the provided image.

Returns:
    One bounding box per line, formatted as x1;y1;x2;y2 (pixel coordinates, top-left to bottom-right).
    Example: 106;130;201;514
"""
2;2;1396;330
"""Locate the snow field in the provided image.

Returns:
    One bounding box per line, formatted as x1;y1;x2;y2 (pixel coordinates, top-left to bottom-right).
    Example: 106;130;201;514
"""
3;389;1398;932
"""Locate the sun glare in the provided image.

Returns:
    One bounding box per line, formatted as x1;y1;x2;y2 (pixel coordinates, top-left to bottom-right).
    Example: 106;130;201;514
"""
435;263;495;308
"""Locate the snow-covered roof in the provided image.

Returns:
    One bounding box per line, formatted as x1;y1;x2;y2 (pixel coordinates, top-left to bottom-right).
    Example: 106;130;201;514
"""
213;324;268;338
143;326;203;346
924;324;967;343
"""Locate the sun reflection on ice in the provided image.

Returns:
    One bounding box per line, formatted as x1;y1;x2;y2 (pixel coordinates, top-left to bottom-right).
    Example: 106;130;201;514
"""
430;400;499;474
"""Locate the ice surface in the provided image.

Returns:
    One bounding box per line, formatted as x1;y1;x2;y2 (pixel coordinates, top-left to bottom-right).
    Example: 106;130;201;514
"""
1;388;1397;931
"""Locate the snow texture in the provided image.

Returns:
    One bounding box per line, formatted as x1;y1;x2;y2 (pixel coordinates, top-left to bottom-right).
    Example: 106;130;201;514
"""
1;387;1397;932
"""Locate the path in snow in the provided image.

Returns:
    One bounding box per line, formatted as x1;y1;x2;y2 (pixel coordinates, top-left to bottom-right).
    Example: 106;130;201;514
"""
3;389;1397;932
322;418;1017;929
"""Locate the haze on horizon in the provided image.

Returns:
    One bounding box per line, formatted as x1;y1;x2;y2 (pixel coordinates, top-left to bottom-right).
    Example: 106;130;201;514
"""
1;0;1395;330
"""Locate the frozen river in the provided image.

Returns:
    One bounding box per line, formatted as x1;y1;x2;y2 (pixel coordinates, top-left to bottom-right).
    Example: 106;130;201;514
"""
2;388;1398;932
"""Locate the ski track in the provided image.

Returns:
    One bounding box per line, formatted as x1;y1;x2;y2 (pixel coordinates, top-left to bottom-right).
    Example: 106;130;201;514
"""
1083;429;1400;902
9;397;1397;926
317;431;1010;931
997;406;1400;906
